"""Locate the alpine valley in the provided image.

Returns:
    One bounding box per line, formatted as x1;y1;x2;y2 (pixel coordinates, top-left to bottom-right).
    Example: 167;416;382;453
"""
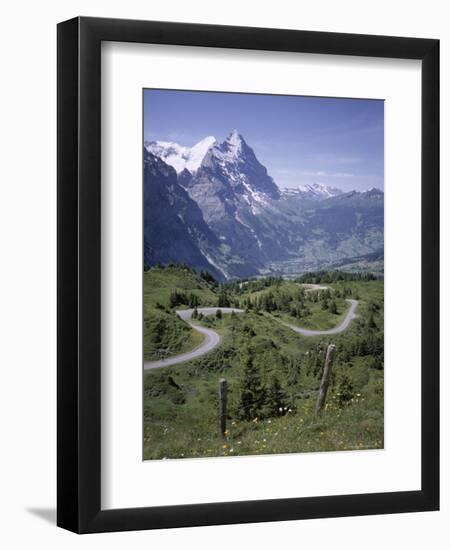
144;130;384;280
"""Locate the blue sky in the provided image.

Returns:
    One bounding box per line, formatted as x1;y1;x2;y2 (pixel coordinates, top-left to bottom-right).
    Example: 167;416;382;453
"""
143;89;384;191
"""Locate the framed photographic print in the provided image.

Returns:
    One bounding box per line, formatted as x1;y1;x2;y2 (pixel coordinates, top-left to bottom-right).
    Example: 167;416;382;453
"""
57;17;439;533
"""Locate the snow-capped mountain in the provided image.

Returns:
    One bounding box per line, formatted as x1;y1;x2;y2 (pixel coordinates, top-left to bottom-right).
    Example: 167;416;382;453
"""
148;130;280;203
143;131;384;279
145;136;216;174
281;183;343;200
188;130;280;206
178;131;286;266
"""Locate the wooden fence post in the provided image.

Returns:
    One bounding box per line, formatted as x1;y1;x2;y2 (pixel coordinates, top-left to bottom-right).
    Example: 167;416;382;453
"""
315;344;336;414
219;378;228;437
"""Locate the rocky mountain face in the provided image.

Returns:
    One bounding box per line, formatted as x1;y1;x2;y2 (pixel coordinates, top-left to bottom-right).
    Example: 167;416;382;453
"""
144;132;384;280
269;187;384;275
179;131;286;267
143;149;224;278
143;149;255;279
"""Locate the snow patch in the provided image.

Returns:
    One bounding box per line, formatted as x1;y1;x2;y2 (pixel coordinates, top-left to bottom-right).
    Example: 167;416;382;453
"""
146;136;216;174
200;250;229;279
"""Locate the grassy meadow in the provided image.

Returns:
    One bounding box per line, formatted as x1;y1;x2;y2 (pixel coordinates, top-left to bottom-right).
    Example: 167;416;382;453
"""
143;265;384;460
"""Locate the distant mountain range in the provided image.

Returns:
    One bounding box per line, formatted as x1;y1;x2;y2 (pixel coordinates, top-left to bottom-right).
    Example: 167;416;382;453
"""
280;183;343;200
144;131;384;280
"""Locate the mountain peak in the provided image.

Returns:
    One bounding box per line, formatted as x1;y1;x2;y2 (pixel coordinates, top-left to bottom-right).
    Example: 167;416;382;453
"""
226;129;244;144
220;130;247;157
145;136;216;174
194;135;217;149
194;130;280;204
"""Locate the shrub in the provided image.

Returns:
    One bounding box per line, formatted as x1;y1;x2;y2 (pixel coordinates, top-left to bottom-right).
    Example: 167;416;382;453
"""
329;300;338;314
333;370;354;408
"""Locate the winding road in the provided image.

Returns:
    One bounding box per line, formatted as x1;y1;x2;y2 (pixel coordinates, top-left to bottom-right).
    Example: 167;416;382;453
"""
144;308;243;370
284;299;359;336
144;295;359;370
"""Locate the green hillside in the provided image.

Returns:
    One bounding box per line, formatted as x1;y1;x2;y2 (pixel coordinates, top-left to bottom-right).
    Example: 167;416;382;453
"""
144;265;218;308
143;266;217;361
143;267;384;459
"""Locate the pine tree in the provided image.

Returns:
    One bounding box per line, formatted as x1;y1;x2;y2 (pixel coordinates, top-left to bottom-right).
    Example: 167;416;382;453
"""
169;290;179;308
169;290;188;308
286;357;302;386
235;348;266;421
218;291;230;308
189;293;199;308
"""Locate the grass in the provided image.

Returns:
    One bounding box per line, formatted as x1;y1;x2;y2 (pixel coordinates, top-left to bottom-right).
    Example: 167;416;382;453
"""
144;266;217;309
235;279;364;331
274;296;350;330
143;268;384;460
143;266;216;361
144;308;206;362
144;383;383;459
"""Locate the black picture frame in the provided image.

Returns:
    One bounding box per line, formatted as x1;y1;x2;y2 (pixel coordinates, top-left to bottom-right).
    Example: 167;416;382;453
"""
57;16;439;533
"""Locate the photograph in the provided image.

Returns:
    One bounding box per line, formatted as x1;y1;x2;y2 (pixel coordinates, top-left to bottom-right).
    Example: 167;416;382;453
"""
0;0;442;541
142;89;384;460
